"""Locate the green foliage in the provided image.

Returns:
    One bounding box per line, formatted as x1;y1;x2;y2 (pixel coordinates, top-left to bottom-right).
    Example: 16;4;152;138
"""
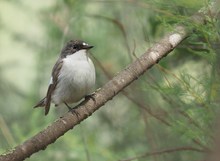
0;0;219;161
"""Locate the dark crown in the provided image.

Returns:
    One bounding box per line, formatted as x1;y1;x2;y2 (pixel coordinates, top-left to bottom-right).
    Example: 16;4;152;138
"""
60;40;93;58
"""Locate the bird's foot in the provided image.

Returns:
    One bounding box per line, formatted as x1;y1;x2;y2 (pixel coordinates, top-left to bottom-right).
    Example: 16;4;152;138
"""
85;88;101;102
64;102;79;117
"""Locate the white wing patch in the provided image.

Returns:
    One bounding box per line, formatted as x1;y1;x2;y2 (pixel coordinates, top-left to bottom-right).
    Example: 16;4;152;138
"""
82;42;88;46
49;77;53;85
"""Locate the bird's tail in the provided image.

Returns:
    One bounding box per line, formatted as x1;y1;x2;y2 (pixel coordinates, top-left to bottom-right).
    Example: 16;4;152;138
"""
33;97;51;115
33;97;46;108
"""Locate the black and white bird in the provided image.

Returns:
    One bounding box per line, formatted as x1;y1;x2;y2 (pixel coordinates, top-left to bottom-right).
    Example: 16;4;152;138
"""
34;40;96;115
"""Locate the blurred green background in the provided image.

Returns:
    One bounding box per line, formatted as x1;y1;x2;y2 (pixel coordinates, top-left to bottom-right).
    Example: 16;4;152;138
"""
0;0;219;161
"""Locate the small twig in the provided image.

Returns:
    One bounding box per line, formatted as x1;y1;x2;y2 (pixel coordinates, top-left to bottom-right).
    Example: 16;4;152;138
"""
79;125;91;161
89;14;132;61
122;90;171;126
0;115;15;146
119;146;208;161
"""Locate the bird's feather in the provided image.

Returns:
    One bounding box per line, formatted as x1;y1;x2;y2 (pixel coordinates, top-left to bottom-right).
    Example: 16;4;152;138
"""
34;59;63;115
44;59;63;115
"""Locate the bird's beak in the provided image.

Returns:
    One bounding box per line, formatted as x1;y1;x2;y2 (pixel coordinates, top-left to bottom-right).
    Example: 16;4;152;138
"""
83;45;94;50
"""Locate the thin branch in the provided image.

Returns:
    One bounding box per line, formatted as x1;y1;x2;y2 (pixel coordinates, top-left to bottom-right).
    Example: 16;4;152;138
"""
119;146;208;161
0;2;217;161
0;115;15;146
122;90;171;126
79;125;91;161
89;14;132;60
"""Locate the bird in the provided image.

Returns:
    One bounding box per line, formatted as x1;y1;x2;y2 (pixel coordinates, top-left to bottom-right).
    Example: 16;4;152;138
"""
34;40;96;115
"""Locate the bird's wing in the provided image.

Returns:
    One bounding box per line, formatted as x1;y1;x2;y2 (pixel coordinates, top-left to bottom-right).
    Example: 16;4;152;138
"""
44;59;63;115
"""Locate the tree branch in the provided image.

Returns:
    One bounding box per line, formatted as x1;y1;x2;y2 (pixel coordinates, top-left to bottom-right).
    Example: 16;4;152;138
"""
0;2;217;161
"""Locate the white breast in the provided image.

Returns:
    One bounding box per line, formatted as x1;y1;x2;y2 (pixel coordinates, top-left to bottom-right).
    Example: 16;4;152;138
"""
51;50;95;105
